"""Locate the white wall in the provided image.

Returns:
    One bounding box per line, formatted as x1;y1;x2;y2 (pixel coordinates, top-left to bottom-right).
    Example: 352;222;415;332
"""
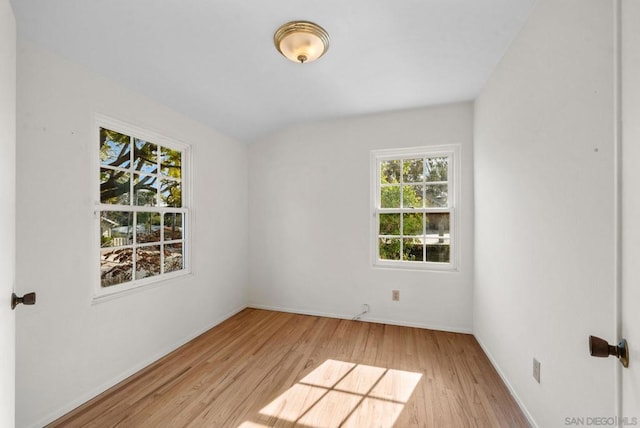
15;41;249;428
621;0;640;419
0;0;16;426
474;0;616;426
249;103;474;332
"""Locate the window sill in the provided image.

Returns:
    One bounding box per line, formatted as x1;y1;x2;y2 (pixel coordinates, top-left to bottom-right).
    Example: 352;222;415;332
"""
372;261;458;273
92;270;192;305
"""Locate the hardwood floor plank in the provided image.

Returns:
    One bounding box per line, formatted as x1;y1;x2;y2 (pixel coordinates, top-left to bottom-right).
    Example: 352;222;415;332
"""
49;309;529;428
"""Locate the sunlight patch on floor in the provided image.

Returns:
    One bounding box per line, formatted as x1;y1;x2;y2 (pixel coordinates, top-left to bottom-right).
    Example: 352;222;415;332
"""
259;384;327;422
341;397;406;428
242;359;422;427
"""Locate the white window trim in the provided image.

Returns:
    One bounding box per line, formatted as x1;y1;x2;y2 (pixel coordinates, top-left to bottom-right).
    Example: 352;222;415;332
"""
370;144;461;272
93;113;192;303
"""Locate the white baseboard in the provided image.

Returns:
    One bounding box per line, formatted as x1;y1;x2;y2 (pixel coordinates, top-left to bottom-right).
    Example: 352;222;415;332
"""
474;334;538;428
247;304;472;334
31;304;247;428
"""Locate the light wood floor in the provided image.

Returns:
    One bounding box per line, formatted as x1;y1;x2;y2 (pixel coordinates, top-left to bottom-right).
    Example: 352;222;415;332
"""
49;309;529;427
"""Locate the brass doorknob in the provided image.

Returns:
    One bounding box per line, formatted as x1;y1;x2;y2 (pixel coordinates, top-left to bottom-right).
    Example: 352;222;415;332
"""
589;335;629;368
11;292;36;310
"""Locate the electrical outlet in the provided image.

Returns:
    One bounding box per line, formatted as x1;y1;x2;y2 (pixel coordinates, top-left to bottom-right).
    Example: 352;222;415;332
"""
533;358;541;383
392;290;400;301
363;304;370;313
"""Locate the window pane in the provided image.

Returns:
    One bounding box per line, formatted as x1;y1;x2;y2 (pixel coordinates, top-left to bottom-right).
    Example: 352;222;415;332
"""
379;238;400;260
133;139;158;173
381;185;400;208
380;160;400;184
425;184;448;207
403;213;423;235
161;147;182;178
100;169;130;205
164;243;183;273
425;213;450;239
101;211;133;247
425;157;448;182
164;213;183;240
100;128;131;168
160;179;182;208
379;213;400;235
101;248;133;287
402;185;423;208
426;239;450;263
402;158;423;182
136;212;161;243
403;238;424;261
134;173;158;206
136;245;161;279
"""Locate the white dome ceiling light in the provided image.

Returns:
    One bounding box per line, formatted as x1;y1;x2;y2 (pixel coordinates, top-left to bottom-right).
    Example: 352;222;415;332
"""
274;21;330;64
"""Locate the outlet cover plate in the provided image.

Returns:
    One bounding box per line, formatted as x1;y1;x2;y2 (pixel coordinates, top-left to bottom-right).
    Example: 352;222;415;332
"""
533;358;541;383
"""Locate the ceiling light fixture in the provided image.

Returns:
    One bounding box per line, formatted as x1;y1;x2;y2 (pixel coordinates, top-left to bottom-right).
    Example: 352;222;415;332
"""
274;21;330;64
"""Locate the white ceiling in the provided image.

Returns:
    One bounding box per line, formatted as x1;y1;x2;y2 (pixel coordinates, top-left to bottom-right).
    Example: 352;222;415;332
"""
10;0;535;143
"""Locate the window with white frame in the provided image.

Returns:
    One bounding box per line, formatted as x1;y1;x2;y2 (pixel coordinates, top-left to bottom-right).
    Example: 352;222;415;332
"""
371;145;459;270
97;116;189;297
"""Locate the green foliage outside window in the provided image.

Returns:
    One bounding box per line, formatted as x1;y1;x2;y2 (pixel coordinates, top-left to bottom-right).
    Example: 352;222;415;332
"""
99;126;185;288
378;156;451;263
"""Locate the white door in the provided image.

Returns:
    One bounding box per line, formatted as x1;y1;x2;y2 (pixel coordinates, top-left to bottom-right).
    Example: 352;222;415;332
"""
0;0;16;426
622;0;640;421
